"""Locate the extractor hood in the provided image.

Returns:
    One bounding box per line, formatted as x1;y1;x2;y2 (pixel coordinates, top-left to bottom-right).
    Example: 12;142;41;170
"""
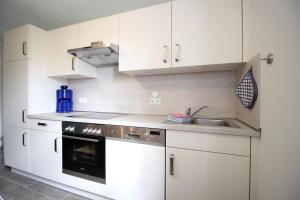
68;41;118;67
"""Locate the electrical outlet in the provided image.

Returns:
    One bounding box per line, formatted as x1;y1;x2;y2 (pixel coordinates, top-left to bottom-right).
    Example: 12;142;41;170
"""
149;97;161;105
78;97;88;104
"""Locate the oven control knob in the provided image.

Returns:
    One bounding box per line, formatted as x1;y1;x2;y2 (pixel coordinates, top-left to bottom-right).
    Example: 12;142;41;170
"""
87;128;93;134
82;128;89;134
92;129;97;134
69;126;75;133
64;127;71;132
96;129;102;135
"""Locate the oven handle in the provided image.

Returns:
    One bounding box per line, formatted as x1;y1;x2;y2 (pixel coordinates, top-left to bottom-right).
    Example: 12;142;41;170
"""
62;135;101;143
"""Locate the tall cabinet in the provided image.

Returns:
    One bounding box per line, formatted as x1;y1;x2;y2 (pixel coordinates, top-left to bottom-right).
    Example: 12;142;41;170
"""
3;25;63;172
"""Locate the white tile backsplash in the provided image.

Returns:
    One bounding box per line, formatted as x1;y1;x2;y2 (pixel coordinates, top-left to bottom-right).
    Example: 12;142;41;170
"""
69;67;237;118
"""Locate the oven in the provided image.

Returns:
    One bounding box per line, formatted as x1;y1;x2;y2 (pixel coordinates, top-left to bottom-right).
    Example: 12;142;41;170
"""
62;121;106;184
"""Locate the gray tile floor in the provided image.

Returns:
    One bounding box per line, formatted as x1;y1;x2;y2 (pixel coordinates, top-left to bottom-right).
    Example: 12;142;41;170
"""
0;151;91;200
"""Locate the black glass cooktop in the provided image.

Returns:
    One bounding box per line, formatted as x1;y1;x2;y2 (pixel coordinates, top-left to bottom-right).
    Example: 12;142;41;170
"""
68;112;126;120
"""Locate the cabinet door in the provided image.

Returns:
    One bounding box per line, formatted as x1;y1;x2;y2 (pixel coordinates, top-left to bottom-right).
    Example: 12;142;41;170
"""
172;0;242;67
166;147;249;200
29;130;62;182
4;126;29;172
106;139;165;200
3;25;29;62
3;60;28;128
79;15;119;47
46;25;78;77
119;3;172;71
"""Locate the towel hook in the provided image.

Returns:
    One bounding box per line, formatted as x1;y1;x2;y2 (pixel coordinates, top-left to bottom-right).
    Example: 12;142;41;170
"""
260;53;274;64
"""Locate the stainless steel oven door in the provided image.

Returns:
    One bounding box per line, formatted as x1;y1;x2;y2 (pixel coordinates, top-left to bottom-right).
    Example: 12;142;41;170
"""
62;134;105;184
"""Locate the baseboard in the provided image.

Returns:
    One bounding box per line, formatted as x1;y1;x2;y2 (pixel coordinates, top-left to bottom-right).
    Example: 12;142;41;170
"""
11;169;111;200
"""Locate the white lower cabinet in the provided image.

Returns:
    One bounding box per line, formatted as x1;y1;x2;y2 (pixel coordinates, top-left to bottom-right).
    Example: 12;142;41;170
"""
4;126;30;172
166;130;250;200
106;139;165;200
29;130;62;182
166;147;249;200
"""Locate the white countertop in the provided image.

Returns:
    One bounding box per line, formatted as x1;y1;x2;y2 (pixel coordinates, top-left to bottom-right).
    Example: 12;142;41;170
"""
28;112;260;137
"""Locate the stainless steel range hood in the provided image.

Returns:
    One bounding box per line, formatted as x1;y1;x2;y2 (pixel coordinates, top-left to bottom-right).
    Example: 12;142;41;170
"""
68;41;118;67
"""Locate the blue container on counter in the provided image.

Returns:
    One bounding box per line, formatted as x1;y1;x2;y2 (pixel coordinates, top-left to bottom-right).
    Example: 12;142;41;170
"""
56;85;73;113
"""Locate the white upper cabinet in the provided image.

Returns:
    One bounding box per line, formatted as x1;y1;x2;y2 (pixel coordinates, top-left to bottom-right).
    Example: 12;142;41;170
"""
3;25;29;62
46;25;96;79
172;0;242;67
118;0;242;74
78;15;119;47
119;3;172;71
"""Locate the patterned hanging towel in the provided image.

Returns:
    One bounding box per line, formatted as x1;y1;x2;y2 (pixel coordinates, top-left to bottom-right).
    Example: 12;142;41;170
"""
235;67;258;109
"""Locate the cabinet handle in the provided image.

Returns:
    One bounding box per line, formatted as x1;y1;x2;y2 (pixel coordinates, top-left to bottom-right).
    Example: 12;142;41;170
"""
163;45;168;63
37;122;48;126
71;57;76;71
22;109;27;123
54;137;59;153
175;44;180;62
170;154;175;176
22;42;27;56
22;133;26;146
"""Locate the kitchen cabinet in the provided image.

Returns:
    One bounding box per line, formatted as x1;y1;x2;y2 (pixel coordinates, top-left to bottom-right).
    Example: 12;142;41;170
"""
3;126;30;172
119;0;242;74
78;15;119;47
29;129;62;182
3;25;64;123
46;24;97;79
119;3;172;71
3;25;29;62
172;0;242;67
3;60;28;128
3;25;65;171
106;139;165;200
166;130;250;200
166;147;249;200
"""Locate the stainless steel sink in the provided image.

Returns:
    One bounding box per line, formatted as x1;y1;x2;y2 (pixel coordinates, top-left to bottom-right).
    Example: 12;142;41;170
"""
189;118;240;128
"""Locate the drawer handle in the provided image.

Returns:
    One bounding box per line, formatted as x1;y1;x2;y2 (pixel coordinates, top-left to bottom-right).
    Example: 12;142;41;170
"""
175;44;180;62
37;122;48;126
72;57;76;71
22;42;27;56
22;133;26;146
54;137;59;153
22;109;26;123
163;45;168;63
170;154;175;176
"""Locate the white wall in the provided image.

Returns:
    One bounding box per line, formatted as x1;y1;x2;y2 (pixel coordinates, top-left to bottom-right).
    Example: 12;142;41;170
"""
245;0;300;199
69;68;237;118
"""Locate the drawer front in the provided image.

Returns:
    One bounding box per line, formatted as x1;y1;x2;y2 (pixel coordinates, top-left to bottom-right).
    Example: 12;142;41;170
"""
30;119;62;133
166;130;250;156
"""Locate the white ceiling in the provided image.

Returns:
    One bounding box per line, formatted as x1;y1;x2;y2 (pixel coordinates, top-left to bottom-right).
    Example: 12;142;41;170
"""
0;0;169;39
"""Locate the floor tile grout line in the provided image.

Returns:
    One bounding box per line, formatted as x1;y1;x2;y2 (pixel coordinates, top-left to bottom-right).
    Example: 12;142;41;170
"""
0;171;88;200
0;173;59;199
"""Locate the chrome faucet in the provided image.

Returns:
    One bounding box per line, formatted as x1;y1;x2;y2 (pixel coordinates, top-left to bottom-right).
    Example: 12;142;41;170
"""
186;105;208;117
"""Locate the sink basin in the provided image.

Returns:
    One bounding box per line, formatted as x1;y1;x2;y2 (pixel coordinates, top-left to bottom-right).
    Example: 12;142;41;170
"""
190;118;240;128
